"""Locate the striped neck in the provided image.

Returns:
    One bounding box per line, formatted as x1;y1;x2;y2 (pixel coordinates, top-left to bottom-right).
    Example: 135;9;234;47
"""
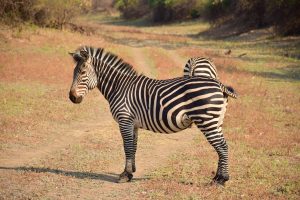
80;46;139;101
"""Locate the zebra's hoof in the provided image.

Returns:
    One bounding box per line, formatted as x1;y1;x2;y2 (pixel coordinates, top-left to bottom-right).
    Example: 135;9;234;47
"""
132;165;136;173
118;171;133;183
212;174;229;186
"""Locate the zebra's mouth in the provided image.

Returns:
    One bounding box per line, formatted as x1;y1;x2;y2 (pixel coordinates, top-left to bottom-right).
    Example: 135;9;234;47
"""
69;93;83;104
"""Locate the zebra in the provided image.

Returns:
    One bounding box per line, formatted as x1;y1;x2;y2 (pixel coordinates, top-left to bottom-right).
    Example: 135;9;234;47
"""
68;46;237;185
183;57;218;79
183;57;237;98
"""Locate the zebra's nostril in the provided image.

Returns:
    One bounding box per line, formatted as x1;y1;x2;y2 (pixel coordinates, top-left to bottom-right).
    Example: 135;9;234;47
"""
69;91;83;104
69;92;76;103
77;96;83;103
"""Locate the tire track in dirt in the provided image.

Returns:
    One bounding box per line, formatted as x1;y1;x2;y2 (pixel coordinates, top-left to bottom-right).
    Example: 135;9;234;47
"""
162;48;187;71
0;121;102;167
130;47;157;78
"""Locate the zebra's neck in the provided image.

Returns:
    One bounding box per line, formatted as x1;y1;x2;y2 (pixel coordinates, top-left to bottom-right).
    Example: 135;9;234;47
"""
84;47;139;101
96;67;138;101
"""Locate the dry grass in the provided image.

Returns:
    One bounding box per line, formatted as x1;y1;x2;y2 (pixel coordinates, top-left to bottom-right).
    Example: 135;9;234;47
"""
0;16;299;199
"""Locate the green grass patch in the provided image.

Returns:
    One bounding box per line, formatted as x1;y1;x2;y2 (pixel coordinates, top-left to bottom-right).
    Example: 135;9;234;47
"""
76;12;121;24
32;44;67;55
141;20;210;36
0;82;48;116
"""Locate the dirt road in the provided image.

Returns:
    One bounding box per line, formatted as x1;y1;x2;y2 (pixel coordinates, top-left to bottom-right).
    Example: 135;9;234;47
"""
1;118;198;199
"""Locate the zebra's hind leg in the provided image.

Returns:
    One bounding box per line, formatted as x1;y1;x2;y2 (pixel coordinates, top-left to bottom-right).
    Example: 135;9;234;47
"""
211;132;229;185
195;121;229;185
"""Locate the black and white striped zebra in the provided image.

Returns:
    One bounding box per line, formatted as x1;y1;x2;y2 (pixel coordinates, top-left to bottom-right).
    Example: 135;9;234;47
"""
184;57;237;98
184;57;218;79
68;46;236;185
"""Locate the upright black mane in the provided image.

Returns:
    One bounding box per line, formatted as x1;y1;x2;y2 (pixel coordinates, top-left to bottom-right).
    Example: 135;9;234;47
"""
77;46;138;76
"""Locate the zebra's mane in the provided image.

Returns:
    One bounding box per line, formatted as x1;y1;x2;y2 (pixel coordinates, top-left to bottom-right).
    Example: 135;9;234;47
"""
78;46;138;76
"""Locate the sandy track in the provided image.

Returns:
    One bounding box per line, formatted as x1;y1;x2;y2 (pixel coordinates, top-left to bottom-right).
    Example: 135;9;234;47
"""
0;121;100;167
0;119;198;200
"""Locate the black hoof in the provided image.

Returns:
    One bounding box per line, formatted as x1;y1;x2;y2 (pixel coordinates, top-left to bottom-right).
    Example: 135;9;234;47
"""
132;165;136;173
118;171;133;183
213;174;229;186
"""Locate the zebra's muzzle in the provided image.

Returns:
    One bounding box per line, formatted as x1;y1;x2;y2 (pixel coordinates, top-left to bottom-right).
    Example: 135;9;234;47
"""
69;91;83;104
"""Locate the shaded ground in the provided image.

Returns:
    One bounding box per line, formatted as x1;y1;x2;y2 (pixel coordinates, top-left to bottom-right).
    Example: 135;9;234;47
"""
0;14;299;199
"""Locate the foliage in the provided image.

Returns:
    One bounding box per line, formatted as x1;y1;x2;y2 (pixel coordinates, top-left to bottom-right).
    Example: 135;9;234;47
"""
149;0;212;22
114;0;149;19
267;0;300;35
34;0;84;29
202;0;300;35
114;0;214;22
115;0;210;22
114;0;300;35
0;0;36;25
0;0;91;29
1;0;299;35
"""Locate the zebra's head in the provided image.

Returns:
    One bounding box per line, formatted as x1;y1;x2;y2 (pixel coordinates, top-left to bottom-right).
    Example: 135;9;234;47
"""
69;50;98;104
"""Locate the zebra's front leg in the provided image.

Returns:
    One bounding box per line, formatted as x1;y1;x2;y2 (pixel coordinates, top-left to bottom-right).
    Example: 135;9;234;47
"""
118;119;136;183
132;127;138;173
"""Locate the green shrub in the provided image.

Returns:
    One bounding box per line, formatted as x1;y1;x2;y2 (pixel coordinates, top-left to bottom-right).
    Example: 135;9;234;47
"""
0;0;36;25
266;0;300;36
206;0;300;35
114;0;208;22
34;0;84;29
150;0;209;22
0;0;89;29
114;0;149;19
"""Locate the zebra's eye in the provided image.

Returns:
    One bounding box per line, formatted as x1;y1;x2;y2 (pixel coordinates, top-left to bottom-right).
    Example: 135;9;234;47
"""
81;71;86;75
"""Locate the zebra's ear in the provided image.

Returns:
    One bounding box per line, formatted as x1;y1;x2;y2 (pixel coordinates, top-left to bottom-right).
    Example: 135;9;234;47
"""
68;52;75;57
69;52;83;62
80;50;89;61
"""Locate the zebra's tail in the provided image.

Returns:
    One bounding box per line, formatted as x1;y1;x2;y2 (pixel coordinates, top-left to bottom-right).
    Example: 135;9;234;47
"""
219;82;237;99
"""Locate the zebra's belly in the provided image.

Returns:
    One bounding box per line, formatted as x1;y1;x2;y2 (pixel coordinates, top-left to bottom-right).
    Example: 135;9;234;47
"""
135;112;192;134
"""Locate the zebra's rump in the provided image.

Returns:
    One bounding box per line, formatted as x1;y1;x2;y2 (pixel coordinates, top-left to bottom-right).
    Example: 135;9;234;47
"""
183;57;218;79
127;76;226;133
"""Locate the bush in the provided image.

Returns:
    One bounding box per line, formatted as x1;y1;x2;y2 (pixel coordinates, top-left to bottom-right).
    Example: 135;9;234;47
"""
150;0;208;22
206;0;300;35
0;0;36;25
266;0;300;36
0;0;89;29
114;0;149;19
114;0;208;22
34;0;84;29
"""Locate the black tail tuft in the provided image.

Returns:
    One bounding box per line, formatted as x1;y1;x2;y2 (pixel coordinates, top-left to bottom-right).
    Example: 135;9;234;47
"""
225;86;237;98
226;86;235;94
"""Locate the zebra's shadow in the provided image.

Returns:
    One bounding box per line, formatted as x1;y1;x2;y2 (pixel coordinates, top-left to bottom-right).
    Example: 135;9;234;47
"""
0;166;149;183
